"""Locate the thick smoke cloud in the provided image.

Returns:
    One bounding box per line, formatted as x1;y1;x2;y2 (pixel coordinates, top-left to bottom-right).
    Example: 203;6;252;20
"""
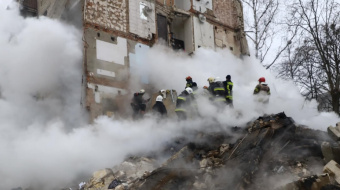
141;46;339;129
0;1;339;190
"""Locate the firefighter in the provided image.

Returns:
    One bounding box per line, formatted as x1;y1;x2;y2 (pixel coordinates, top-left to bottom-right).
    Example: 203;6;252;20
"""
206;77;216;93
207;77;226;103
254;77;270;104
223;75;233;107
175;87;194;120
152;95;167;118
159;89;167;99
130;89;149;120
185;76;198;91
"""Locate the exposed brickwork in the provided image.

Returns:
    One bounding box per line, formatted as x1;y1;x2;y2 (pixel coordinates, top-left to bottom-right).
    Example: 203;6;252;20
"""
85;0;128;32
156;0;173;6
213;0;238;29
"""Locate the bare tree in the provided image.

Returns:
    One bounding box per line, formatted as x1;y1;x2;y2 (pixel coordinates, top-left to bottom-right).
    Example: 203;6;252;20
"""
241;0;275;61
241;0;297;67
278;0;340;115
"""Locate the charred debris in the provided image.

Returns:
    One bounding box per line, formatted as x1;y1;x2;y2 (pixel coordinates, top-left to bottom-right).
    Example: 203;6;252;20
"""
81;112;340;190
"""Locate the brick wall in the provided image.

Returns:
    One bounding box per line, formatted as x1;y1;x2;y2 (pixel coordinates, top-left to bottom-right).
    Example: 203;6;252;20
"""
84;0;128;32
213;0;238;28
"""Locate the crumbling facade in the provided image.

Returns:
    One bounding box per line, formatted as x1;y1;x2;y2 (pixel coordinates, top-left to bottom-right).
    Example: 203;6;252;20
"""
18;0;77;18
17;0;250;121
82;0;250;121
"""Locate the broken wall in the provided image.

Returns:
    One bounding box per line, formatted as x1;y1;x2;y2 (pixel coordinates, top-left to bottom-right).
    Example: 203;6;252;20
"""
37;0;69;19
83;27;130;121
174;0;191;11
171;15;194;53
82;0;249;121
129;0;156;39
192;0;213;13
212;0;249;55
193;16;215;50
84;0;128;32
156;0;173;6
213;0;238;28
214;26;241;56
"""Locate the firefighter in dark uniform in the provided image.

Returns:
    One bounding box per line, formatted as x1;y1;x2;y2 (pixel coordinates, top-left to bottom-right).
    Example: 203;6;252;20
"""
130;89;149;120
185;76;198;91
223;75;234;107
175;87;194;120
152;95;167;118
207;77;226;103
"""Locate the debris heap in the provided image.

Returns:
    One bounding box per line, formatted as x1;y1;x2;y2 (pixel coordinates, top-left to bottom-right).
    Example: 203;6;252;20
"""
82;113;340;190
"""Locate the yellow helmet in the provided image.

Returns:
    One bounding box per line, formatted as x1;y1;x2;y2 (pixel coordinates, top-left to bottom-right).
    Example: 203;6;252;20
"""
207;77;215;83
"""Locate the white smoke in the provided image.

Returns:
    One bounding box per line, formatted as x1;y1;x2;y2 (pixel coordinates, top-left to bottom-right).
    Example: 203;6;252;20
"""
0;1;339;190
141;45;339;129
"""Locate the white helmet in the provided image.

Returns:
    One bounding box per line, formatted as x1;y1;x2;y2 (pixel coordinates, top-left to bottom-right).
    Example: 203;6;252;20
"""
156;95;163;102
185;87;193;94
160;89;166;93
207;77;215;83
139;89;145;94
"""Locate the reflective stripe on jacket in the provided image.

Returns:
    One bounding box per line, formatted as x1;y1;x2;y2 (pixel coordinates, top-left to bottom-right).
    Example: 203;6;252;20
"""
225;81;233;100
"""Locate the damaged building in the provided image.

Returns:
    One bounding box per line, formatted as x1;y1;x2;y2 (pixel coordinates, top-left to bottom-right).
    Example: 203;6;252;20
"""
17;0;250;121
82;0;250;121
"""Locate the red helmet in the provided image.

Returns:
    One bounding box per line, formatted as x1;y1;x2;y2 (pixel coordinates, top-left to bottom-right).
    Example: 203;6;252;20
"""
259;77;266;83
186;76;192;80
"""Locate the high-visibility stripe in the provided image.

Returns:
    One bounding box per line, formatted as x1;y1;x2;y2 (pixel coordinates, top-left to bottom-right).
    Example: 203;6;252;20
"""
177;97;186;101
175;109;186;112
226;81;233;96
214;98;226;102
214;88;225;91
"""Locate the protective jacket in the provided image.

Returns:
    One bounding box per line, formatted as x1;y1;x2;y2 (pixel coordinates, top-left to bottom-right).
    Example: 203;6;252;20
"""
152;101;167;116
131;93;147;113
254;83;270;95
186;80;198;91
176;90;195;110
209;81;226;102
223;80;233;100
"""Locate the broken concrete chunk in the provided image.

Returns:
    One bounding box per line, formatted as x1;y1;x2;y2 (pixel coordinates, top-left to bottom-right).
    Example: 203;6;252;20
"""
322;142;334;163
323;160;340;184
92;168;114;182
327;125;340;141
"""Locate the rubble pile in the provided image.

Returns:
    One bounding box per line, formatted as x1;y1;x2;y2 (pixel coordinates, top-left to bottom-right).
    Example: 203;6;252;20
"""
82;113;340;190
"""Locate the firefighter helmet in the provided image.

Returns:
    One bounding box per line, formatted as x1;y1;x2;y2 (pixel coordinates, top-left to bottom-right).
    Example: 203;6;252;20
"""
185;87;193;94
258;77;266;83
207;77;215;83
139;89;145;94
186;76;192;81
156;95;163;102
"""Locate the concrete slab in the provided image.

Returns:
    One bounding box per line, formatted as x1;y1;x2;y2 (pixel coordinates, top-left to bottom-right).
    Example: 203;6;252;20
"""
323;160;340;184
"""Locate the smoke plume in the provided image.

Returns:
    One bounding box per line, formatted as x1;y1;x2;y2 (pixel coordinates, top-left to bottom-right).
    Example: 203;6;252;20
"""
0;1;338;189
